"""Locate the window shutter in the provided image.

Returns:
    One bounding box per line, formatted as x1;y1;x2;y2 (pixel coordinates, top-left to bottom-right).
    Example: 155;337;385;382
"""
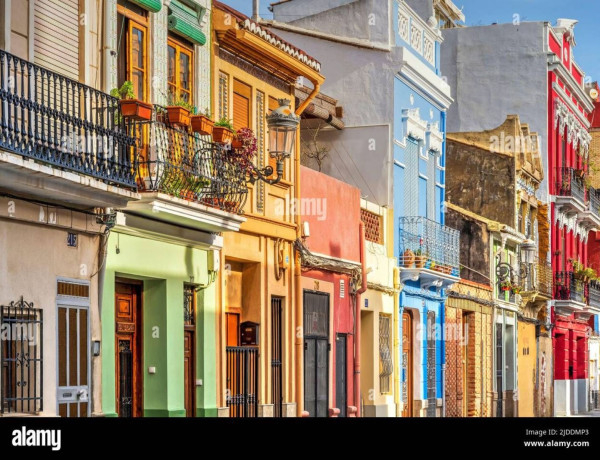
233;93;249;131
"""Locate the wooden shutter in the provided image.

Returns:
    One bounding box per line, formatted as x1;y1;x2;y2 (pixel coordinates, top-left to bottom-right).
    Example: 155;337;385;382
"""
34;0;79;79
233;80;251;131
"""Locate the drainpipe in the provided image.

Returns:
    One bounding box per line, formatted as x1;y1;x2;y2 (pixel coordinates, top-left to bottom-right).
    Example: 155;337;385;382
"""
294;80;321;416
354;222;367;417
393;267;401;416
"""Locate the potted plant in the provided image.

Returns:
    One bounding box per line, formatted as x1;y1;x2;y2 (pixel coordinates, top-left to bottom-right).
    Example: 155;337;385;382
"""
402;249;415;268
166;97;193;127
110;81;153;122
414;249;426;268
229;127;258;172
500;280;512;292
213;118;235;144
191;107;215;136
512;285;522;295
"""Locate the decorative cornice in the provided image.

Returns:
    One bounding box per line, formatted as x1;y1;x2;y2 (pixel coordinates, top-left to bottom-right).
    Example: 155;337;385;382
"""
218;48;289;92
554;97;592;158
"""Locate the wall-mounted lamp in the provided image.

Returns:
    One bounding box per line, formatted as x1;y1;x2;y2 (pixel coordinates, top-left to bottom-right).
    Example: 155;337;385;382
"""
93;340;101;357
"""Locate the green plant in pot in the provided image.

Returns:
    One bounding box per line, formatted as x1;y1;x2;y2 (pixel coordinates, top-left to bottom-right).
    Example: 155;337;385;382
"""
414;248;426;268
110;80;153;122
213;117;235;144
165;95;193;127
500;280;512;292
191;107;214;136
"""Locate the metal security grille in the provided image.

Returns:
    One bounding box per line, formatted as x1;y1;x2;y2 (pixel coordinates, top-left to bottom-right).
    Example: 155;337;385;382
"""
118;340;133;418
379;315;393;394
271;297;283;418
184;285;196;327
426;311;436;417
361;209;383;244
1;297;43;414
226;346;259;418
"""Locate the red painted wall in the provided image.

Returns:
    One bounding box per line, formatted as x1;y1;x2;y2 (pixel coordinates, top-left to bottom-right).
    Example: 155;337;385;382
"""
300;166;362;415
300;166;361;263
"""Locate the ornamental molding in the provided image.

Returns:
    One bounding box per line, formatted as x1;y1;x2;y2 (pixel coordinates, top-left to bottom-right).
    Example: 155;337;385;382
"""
554;98;592;158
402;108;428;141
426;121;443;152
554;206;592;242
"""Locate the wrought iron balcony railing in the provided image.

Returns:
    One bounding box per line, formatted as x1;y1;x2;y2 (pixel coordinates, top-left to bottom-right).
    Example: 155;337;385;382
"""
554;271;585;303
555;167;586;203
589;280;600;309
398;216;460;275
0;49;136;187
129;112;248;214
589;187;600;220
518;257;553;298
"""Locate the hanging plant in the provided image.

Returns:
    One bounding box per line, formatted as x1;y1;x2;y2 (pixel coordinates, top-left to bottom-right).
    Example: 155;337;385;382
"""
228;127;258;173
500;280;512;292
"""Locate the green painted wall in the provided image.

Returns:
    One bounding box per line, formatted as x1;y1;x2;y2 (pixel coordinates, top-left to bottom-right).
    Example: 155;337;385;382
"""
101;230;217;417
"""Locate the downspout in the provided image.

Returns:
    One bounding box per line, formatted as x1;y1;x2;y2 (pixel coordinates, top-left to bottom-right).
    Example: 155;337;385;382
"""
393;267;401;416
294;80;320;416
354;222;367;416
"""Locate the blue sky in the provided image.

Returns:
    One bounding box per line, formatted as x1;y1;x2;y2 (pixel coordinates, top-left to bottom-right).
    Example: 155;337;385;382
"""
220;0;600;82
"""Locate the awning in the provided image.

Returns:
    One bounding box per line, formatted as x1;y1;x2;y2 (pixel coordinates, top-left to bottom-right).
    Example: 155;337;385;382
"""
168;0;207;46
130;0;162;13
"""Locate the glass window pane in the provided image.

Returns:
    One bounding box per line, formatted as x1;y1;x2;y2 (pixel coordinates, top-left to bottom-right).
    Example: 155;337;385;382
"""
132;70;143;100
132;27;144;68
180;52;190;92
168;45;176;84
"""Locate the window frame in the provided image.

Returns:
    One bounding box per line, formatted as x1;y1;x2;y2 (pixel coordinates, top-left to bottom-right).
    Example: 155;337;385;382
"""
168;36;194;105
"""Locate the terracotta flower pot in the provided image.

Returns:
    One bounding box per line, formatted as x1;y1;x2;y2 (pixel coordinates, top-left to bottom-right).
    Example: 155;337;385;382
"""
166;106;191;127
231;138;243;149
191;115;214;135
213;126;234;144
415;255;426;268
119;99;153;121
402;249;415;268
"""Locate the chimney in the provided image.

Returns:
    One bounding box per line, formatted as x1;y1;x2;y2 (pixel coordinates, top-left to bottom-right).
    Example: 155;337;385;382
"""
253;0;260;21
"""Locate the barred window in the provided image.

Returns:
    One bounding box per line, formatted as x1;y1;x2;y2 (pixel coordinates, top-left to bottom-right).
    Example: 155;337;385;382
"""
379;315;393;394
361;209;384;244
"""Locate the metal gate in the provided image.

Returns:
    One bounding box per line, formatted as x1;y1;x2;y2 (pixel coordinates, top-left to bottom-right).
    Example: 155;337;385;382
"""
426;311;437;417
118;340;133;417
304;291;330;418
226;346;259;417
335;334;347;417
1;297;43;414
271;297;283;417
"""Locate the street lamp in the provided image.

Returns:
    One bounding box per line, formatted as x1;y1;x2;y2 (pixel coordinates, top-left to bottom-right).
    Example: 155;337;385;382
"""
249;98;300;185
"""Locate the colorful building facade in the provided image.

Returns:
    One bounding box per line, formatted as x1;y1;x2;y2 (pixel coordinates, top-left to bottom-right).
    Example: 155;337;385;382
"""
298;166;364;417
212;1;324;418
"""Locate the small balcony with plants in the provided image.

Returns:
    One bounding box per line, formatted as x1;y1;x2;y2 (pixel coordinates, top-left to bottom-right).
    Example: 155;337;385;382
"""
0;49;138;208
555;167;587;215
516;256;553;301
398;216;460;290
553;269;587;317
112;82;249;233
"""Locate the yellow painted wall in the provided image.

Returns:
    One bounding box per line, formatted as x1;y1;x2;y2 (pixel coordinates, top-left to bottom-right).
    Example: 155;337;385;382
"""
517;321;537;417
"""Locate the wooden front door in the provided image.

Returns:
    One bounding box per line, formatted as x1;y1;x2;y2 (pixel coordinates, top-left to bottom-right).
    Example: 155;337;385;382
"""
304;291;330;418
401;311;413;417
335;334;347;417
184;330;195;417
115;281;143;417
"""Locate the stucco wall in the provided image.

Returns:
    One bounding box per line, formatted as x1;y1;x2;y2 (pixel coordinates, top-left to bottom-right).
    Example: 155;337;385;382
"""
446;140;515;227
441;23;549;199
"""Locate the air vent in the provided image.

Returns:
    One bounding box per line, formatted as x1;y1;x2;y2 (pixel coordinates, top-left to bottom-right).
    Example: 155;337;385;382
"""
340;280;345;298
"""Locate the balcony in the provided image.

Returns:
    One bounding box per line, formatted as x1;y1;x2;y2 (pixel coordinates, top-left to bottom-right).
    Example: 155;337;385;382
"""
124;112;247;233
578;186;600;230
398;216;460;290
519;257;553;300
585;280;600;316
0;49;138;208
554;271;586;317
555;167;587;215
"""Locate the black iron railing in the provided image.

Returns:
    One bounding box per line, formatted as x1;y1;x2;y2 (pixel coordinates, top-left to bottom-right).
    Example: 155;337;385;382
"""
554;271;585;303
556;167;586;203
399;216;460;276
0;49;136;187
590;187;600;220
130;111;248;214
589;280;600;309
226;346;259;418
1;297;43;414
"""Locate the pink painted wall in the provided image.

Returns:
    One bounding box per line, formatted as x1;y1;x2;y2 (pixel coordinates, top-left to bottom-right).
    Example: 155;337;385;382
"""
300;166;361;262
